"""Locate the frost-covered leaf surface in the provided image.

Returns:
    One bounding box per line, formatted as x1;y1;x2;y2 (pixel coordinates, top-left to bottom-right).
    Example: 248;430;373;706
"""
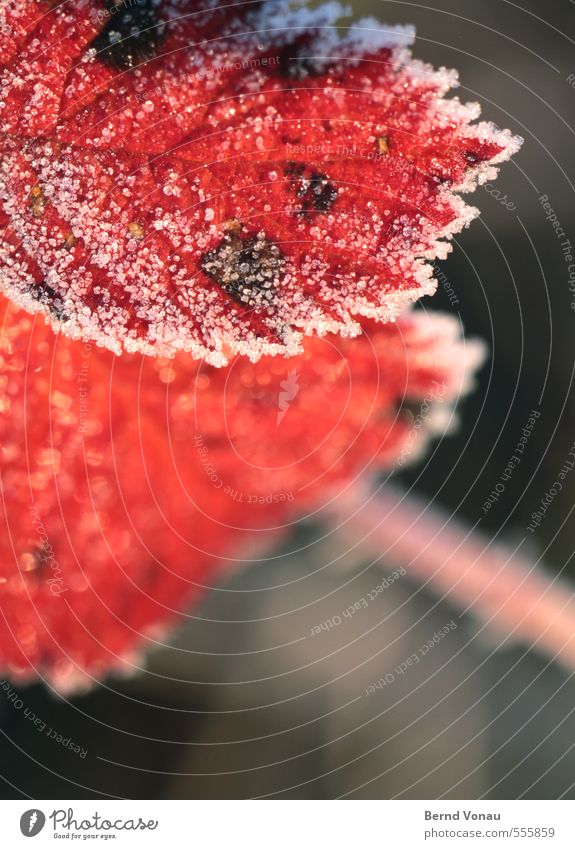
0;0;520;364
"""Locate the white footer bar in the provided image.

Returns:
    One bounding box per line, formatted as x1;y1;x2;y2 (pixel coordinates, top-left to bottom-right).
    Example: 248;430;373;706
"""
2;800;573;848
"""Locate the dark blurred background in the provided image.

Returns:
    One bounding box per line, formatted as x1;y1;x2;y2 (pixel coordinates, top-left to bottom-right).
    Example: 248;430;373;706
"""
2;0;575;799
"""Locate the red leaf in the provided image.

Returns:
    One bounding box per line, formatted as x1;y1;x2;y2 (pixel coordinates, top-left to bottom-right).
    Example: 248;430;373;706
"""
0;0;520;364
0;295;482;689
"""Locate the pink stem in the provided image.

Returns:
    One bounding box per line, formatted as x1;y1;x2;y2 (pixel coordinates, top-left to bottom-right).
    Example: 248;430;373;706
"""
325;484;575;669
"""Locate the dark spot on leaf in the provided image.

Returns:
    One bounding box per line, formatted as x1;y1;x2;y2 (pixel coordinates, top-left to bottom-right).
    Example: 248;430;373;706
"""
285;161;305;179
285;163;338;216
29;281;69;322
395;397;427;422
61;232;77;251
29;185;45;218
90;0;164;71
201;232;285;307
32;547;51;573
377;136;389;155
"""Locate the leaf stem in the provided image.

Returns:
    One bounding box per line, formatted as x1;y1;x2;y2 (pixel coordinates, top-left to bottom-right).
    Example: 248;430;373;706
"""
325;484;575;669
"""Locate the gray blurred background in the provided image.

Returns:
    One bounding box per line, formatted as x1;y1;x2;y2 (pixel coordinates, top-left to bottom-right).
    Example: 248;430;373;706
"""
2;0;575;799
